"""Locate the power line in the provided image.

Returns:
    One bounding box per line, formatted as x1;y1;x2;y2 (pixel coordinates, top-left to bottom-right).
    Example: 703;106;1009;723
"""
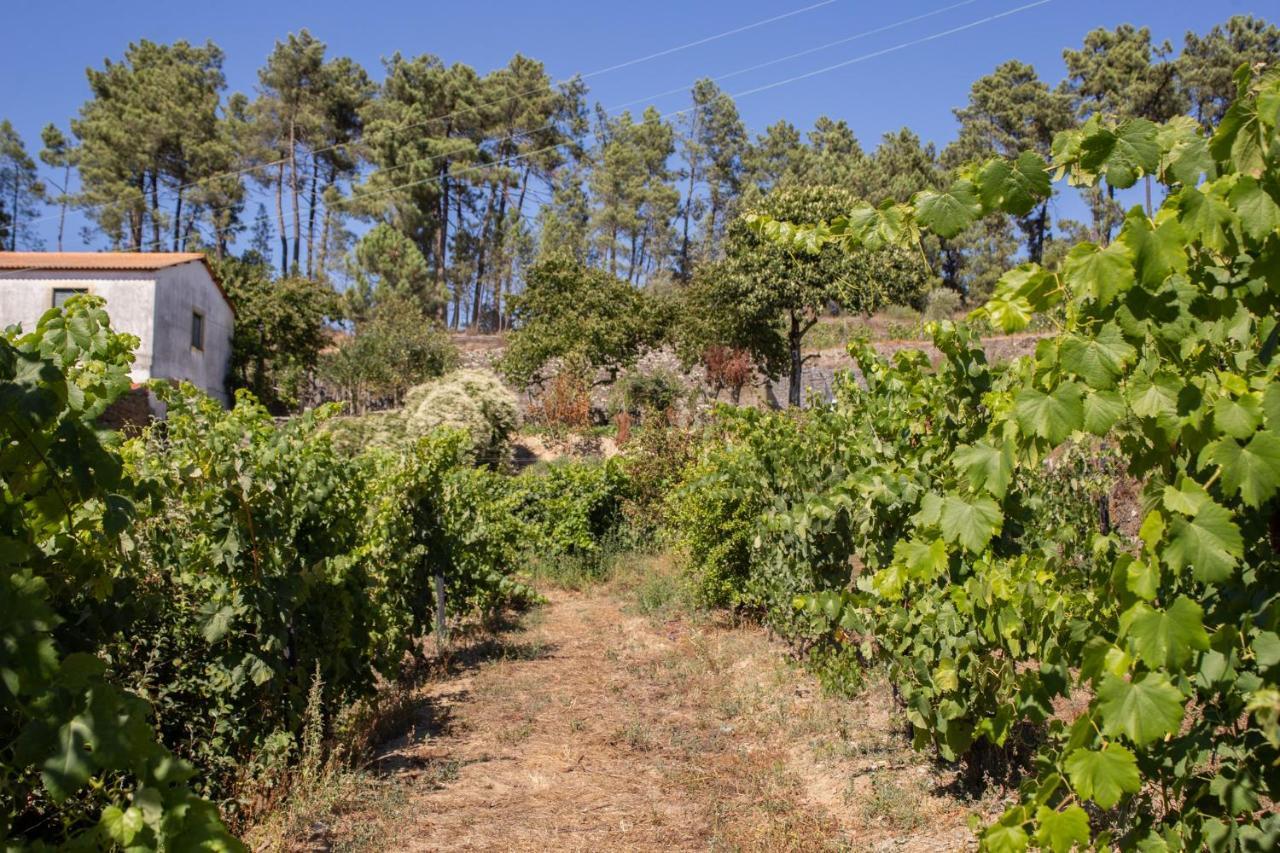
282;0;1021;234
12;0;1052;274
288;0;986;207
29;0;843;230
338;0;1054;212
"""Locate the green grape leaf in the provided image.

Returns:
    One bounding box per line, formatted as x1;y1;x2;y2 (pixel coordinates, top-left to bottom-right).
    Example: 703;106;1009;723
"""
1121;597;1210;671
983;821;1031;853
952;441;1014;497
977;152;1051;216
201;605;235;644
1014;384;1084;444
1059;324;1135;389
1202;431;1280;508
895;537;949;581
1177;185;1236;253
1163;499;1242;583
1082;390;1126;435
1080;118;1160;188
938;494;1003;553
1064;241;1135;305
1264;383;1280;431
1228;176;1280;241
101;805;145;847
1034;805;1092;852
1127;372;1182;421
1213;393;1263;439
1065;743;1141;809
41;716;95;803
1097;672;1185;746
1121;210;1187;287
914;180;981;239
1159;116;1215;186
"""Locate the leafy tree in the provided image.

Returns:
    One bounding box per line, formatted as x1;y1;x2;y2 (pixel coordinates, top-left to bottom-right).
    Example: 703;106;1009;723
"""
345;222;445;321
588;106;679;283
216;256;335;411
38;123;77;251
720;185;932;406
1179;15;1280;127
357;53;484;316
71;39;235;252
501;254;665;388
866;128;941;204
0;120;45;251
320;293;455;412
742;119;804;192
949;60;1072;263
676;78;746;276
248;201;274;263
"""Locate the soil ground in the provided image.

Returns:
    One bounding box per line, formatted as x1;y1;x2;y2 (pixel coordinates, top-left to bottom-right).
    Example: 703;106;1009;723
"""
284;557;998;852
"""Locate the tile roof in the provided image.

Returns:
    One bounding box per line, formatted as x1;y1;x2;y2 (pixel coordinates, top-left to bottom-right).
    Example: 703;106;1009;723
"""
0;252;234;316
0;252;207;271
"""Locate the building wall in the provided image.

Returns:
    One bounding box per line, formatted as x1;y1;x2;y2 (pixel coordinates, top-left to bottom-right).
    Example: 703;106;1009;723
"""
0;262;234;403
0;270;158;381
151;263;234;404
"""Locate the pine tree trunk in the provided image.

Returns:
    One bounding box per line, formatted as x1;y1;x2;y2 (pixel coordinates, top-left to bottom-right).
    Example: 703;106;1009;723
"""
149;171;161;251
305;155;320;278
276;162;288;276
172;188;183;252
290;118;301;269
56;164;69;251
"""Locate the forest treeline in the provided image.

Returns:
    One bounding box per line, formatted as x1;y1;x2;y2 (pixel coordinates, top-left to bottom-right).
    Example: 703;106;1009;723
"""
1;16;1275;328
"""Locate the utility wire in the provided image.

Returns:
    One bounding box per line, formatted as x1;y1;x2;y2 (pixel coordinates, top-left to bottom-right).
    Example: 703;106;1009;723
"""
205;0;1012;238
26;0;842;229
8;0;1051;272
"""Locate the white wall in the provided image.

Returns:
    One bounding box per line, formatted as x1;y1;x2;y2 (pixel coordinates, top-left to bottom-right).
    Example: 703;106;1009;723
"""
151;263;234;404
0;271;157;381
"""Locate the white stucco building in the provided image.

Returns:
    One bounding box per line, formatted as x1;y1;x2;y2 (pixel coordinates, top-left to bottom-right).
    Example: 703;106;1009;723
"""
0;252;235;404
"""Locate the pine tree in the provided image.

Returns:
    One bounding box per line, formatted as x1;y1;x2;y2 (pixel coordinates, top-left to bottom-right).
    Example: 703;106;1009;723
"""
0;121;47;251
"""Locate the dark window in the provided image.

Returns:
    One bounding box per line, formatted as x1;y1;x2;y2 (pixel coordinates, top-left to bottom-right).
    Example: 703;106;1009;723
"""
191;311;205;351
52;288;88;308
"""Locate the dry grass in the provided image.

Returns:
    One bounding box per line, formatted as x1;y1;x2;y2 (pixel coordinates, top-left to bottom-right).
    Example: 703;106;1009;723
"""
273;555;998;851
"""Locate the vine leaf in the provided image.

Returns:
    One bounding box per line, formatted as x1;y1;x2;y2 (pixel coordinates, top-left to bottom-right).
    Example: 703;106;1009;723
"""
1162;499;1242;583
1213;394;1263;439
1064;241;1135;304
1080;118;1160;188
982;821;1030;853
1097;672;1185;746
1121;210;1187;287
1121;597;1210;671
977;152;1051;217
1177;186;1236;253
1201;431;1280;508
938;494;1003;553
913;180;980;239
41;717;95;802
1082;390;1126;435
100;805;145;847
1126;372;1182;422
1228;176;1280;242
1065;743;1141;809
1034;805;1091;852
1014;384;1083;444
1059;324;1135;389
952;441;1013;497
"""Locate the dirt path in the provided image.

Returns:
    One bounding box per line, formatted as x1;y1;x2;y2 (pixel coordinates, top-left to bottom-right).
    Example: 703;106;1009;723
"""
323;567;986;852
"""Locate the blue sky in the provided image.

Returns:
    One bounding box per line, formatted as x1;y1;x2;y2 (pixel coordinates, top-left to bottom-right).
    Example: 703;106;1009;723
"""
0;0;1270;251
